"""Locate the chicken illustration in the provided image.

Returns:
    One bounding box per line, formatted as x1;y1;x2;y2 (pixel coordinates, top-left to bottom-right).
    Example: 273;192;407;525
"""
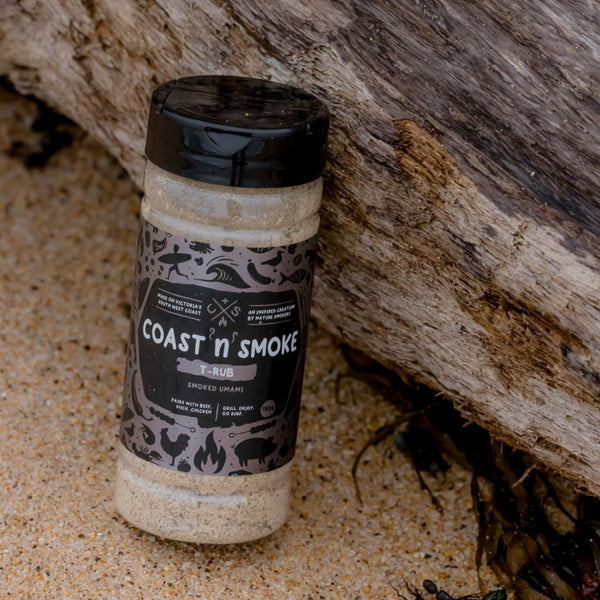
160;428;190;466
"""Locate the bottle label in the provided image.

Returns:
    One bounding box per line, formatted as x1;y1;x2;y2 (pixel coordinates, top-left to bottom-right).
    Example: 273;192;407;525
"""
120;218;316;476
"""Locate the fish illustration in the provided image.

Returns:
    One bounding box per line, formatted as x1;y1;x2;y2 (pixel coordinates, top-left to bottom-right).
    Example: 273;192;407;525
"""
248;247;271;254
189;242;213;254
201;264;250;289
247;262;273;285
280;268;308;285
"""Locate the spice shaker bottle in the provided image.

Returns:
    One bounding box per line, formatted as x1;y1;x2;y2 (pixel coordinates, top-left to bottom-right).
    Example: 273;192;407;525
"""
114;75;329;544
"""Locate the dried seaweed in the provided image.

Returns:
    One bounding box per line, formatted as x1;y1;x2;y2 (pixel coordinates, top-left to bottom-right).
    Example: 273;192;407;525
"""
342;345;600;600
351;408;428;505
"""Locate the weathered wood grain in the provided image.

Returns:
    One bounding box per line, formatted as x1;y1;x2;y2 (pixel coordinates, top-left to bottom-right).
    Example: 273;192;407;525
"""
1;1;600;493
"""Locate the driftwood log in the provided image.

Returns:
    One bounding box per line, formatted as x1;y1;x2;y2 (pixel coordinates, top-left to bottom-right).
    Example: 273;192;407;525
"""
2;2;600;494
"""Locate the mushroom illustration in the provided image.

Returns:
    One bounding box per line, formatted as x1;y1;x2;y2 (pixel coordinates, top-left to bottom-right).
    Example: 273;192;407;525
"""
158;244;192;279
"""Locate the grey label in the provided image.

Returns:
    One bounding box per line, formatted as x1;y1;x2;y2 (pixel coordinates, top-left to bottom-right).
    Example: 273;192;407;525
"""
119;218;316;476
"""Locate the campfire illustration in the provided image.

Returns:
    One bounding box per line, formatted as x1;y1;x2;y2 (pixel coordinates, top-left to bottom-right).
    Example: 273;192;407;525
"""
194;432;226;473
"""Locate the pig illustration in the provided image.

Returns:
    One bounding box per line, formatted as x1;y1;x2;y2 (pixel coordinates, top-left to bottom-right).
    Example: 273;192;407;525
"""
234;436;277;467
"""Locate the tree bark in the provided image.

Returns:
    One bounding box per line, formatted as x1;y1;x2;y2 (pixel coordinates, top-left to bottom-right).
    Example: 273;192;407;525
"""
2;1;600;493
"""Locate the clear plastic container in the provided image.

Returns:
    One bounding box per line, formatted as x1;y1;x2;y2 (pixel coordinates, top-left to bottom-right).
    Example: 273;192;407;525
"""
114;76;328;544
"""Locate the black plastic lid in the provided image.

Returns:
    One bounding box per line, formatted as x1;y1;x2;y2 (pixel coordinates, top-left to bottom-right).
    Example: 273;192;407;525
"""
145;75;329;188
